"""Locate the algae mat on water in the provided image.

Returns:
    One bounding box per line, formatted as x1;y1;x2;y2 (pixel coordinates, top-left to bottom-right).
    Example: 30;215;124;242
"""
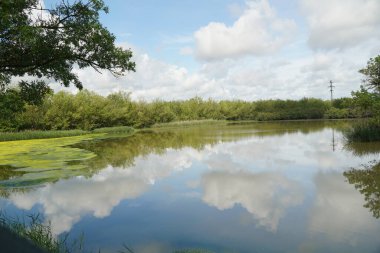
0;134;104;187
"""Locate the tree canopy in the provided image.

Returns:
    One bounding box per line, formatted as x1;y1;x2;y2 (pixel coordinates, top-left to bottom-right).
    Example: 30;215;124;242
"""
359;55;380;93
0;0;135;90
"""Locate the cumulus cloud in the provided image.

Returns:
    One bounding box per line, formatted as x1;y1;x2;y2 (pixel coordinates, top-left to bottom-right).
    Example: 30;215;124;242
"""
300;0;380;50
54;40;376;101
194;0;296;60
201;170;304;232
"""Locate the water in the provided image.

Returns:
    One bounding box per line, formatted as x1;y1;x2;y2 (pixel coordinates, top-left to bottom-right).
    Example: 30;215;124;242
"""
1;121;380;253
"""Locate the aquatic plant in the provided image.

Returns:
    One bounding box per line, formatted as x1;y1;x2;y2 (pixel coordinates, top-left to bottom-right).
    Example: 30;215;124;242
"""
0;135;102;187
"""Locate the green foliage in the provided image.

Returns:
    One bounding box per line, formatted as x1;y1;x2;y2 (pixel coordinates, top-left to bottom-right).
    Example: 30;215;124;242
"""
345;56;380;143
324;107;349;119
1;89;360;131
0;89;25;131
351;86;380;117
332;97;354;109
19;81;53;106
44;91;77;130
254;98;328;120
17;104;48;130
344;118;380;142
0;0;135;90
359;55;380;93
0;129;88;142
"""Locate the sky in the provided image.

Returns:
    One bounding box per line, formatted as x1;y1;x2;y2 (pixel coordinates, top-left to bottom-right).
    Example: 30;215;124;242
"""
44;0;380;101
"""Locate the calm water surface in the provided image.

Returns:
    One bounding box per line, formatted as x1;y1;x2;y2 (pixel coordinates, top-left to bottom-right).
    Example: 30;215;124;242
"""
1;121;380;253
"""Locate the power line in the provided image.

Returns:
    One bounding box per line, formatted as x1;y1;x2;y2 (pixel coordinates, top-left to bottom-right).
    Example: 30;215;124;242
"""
328;80;335;102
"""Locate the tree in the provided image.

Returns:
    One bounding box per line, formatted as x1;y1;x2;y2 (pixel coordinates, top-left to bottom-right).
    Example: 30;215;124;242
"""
0;89;25;130
19;80;52;106
0;0;135;90
359;55;380;93
351;86;379;117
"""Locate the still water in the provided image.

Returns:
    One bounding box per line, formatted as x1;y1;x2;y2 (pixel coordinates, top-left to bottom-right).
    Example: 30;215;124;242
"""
1;121;380;253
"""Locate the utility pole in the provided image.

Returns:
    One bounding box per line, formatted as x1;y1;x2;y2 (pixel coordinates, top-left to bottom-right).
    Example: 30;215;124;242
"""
328;80;335;103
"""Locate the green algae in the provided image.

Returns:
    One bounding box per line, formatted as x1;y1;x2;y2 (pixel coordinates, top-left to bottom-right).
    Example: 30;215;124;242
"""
0;134;104;187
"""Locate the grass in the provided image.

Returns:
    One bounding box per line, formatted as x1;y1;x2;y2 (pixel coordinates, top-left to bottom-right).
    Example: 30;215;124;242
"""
0;126;134;142
0;130;89;142
0;212;85;253
0;212;217;253
344;118;380;142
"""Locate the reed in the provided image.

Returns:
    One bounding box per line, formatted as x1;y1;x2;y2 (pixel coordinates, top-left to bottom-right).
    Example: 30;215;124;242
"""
0;126;134;142
0;213;84;253
344;119;380;142
0;130;88;142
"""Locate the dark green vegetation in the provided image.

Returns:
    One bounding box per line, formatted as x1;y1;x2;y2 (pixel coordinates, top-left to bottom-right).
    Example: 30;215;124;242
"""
344;55;380;142
344;118;380;142
0;0;135;90
0;0;135;134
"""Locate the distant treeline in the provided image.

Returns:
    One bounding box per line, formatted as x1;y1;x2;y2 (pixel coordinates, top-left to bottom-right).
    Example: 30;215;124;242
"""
0;89;366;131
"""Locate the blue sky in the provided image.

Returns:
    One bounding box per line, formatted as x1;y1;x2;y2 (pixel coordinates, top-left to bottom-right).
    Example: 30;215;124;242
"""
45;0;380;101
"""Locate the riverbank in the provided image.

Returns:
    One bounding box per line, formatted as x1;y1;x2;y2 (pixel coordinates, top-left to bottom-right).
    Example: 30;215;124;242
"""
0;126;134;142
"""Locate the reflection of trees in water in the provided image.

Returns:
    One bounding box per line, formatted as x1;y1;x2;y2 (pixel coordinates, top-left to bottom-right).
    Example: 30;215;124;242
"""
77;121;346;171
344;141;380;156
344;161;380;219
0;120;351;191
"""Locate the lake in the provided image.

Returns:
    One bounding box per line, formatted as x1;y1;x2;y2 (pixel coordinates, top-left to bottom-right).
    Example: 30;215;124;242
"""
1;121;380;253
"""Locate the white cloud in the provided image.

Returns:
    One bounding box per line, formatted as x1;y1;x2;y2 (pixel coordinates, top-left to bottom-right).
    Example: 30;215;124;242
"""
194;0;296;60
48;44;372;102
300;0;380;50
46;0;379;102
201;170;304;232
8;148;199;234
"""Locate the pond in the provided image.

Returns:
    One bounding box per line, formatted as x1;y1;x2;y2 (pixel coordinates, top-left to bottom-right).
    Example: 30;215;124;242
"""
1;121;380;253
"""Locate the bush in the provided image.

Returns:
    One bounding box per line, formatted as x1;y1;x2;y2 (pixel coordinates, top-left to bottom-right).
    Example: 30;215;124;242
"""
324;108;349;119
344;119;380;142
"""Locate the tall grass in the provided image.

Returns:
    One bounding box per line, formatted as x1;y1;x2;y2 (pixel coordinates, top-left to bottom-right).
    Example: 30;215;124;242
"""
0;130;88;142
0;212;219;253
0;126;134;142
344;119;380;142
0;213;84;253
